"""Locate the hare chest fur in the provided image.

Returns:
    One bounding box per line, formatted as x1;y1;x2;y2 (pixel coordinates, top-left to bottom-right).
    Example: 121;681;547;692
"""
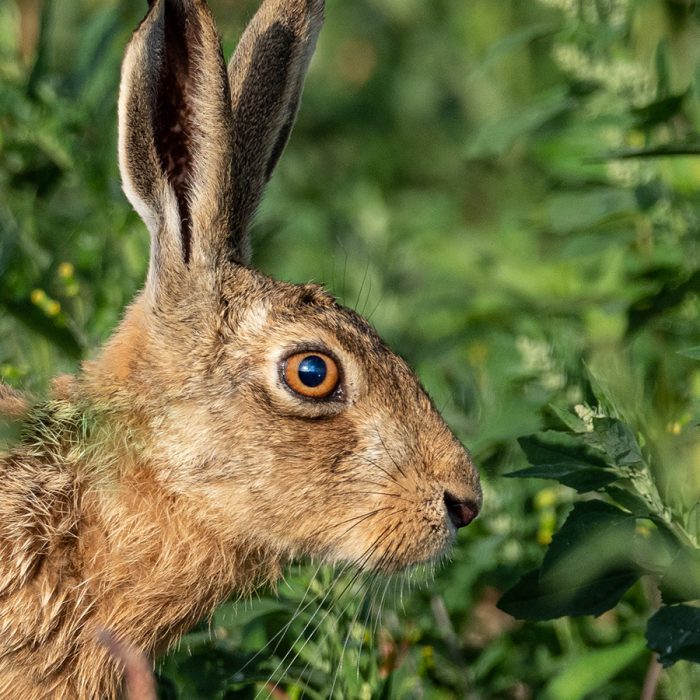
0;0;482;698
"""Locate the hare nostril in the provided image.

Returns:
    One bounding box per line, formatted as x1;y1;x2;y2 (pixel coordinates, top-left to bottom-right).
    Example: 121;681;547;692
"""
443;492;479;529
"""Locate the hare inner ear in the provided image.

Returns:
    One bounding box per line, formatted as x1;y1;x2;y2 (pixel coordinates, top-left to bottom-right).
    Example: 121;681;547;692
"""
155;2;195;264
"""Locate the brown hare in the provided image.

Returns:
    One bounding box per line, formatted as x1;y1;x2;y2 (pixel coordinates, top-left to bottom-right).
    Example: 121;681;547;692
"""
0;0;482;697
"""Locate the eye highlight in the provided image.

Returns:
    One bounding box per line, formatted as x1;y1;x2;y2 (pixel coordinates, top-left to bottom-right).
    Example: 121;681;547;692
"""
284;352;340;399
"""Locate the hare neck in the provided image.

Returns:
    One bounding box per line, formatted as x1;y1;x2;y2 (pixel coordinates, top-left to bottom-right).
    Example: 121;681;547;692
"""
0;398;278;699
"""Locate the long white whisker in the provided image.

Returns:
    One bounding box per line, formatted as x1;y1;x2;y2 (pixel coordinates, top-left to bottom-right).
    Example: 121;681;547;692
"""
254;524;396;698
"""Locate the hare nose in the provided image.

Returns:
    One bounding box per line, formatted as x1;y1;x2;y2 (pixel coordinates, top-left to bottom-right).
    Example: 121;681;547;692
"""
444;492;479;529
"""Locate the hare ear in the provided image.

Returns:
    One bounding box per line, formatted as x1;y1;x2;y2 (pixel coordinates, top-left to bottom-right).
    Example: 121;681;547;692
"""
227;0;324;262
118;0;235;296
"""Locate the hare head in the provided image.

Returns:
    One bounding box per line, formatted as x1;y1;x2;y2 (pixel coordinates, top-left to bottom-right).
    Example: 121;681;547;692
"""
83;0;482;575
0;1;481;694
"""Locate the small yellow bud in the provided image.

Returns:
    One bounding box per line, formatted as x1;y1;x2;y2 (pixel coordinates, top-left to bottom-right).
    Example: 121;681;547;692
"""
58;262;75;279
534;489;557;510
45;300;61;317
635;524;651;538
30;289;46;305
537;528;553;545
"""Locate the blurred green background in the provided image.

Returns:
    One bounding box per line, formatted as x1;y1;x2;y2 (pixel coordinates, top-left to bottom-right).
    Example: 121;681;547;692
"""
2;0;700;697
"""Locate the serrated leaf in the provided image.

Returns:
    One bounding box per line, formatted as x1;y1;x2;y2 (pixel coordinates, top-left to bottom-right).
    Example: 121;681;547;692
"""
499;502;641;621
588;418;643;467
498;567;639;621
506;464;618;492
646;605;700;667
541;501;637;579
509;432;617;491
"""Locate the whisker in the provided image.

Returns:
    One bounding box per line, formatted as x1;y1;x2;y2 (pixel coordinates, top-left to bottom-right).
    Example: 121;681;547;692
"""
366;293;385;322
374;427;409;481
255;525;397;698
328;507;397;539
354;258;370;313
327;572;377;698
342;489;414;502
253;565;351;700
361;478;406;491
358;454;407;492
234;559;327;678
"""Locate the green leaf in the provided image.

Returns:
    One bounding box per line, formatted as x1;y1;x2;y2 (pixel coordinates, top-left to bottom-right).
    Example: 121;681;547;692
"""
543;636;646;700
212;599;289;629
646;605;700;666
659;548;700;605
498;502;641;621
467;87;572;158
546;188;637;234
546;404;588;433
606;485;653;517
678;345;700;361
1;299;82;359
497;567;639;621
587;418;643;467
541;501;637;577
509;431;618;491
631;91;688;130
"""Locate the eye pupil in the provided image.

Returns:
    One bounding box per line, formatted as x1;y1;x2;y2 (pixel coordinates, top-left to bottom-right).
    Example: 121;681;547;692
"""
297;355;327;387
283;351;339;399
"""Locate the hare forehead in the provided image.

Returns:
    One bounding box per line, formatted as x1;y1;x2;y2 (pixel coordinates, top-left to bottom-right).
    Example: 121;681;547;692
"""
226;277;371;345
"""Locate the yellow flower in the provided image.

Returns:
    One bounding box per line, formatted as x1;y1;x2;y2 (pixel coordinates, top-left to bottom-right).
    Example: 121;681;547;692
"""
58;262;75;279
45;300;61;317
30;289;46;305
534;488;557;510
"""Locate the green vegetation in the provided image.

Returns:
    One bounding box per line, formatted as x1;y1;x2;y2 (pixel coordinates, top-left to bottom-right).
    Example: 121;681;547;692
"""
2;0;700;697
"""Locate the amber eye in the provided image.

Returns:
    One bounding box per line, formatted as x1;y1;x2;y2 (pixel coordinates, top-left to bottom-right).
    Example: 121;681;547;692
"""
284;352;340;399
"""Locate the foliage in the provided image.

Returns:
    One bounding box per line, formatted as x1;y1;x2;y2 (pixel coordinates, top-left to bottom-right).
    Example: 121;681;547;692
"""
3;0;700;697
499;391;700;664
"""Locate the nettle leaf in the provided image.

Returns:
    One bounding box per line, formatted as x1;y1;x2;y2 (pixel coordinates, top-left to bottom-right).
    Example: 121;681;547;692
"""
541;501;637;576
498;502;641;621
646;605;700;667
509;431;617;491
498;567;639;621
587;418;644;468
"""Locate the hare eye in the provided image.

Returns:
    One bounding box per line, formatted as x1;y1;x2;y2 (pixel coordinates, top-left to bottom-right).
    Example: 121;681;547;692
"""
284;352;339;399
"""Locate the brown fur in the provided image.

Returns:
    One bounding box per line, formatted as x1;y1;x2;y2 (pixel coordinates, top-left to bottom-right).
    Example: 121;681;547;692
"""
0;384;28;419
0;1;481;697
